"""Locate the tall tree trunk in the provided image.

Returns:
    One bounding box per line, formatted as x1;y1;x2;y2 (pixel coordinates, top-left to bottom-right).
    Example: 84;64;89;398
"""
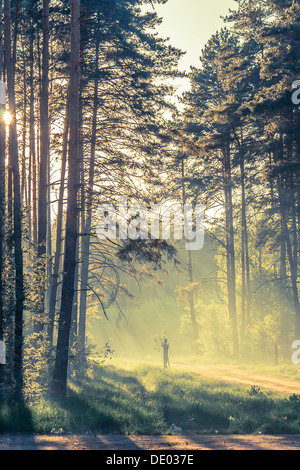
21;40;27;206
240;156;251;332
70;81;83;353
29;20;37;250
46;52;53;319
46;136;52;314
181;155;199;341
4;0;24;398
223;146;239;358
70;217;79;350
51;0;80;398
47;96;69;345
78;37;99;354
35;0;49;334
0;0;6;392
279;219;289;359
0;107;4;341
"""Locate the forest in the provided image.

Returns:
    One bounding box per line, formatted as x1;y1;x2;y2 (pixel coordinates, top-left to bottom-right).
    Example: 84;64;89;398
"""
0;0;299;414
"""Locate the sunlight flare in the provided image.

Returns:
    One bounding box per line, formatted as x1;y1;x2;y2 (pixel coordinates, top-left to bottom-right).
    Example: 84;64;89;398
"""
3;110;12;126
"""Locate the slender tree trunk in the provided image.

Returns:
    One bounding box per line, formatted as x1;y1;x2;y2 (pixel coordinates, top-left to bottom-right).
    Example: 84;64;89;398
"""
21;41;27;206
12;0;19;76
4;0;24;398
29;21;37;250
0;113;4;395
47;96;69;345
187;250;198;340
51;0;80;398
46;52;53;318
70;80;84;353
70;216;79;350
279;219;289;359
0;0;6;393
0;106;4;341
291;189;297;278
78;37;99;354
240;156;251;332
46;138;52;313
35;0;49;334
181;155;199;341
223;146;239;358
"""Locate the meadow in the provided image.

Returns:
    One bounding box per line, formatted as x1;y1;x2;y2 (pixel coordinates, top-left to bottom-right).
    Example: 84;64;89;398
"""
1;363;300;435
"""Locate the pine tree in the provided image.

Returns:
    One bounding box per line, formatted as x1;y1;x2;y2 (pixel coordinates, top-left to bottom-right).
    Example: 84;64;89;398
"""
182;30;241;358
4;0;24;399
51;0;81;398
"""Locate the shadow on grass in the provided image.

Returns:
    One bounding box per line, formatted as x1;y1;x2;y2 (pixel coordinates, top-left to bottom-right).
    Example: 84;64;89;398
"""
3;364;300;435
48;367;166;435
0;402;34;433
58;366;237;435
45;365;300;435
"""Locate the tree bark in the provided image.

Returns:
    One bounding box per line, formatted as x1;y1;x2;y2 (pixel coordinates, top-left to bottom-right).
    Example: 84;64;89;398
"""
181;155;199;341
35;0;49;334
4;0;24;398
240;156;251;332
47;95;69;346
78;36;99;354
51;0;80;398
29;19;37;250
0;0;6;395
223;146;239;358
21;40;27;206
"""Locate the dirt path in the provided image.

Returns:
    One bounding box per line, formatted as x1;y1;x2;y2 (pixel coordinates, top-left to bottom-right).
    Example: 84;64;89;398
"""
0;433;300;450
171;363;300;395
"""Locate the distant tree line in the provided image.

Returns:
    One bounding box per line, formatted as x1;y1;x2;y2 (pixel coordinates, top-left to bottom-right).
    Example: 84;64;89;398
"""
175;0;300;360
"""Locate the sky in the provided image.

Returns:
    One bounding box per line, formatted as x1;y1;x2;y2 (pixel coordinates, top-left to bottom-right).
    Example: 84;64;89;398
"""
152;0;237;71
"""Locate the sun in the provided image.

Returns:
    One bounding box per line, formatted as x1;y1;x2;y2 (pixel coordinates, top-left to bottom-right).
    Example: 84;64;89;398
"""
3;110;12;126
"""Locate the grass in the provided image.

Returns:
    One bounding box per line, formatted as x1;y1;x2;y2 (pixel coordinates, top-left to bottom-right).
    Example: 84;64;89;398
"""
2;363;300;435
238;364;300;380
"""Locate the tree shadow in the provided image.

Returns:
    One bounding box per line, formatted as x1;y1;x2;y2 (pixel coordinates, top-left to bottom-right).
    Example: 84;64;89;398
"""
0;401;34;433
55;367;165;435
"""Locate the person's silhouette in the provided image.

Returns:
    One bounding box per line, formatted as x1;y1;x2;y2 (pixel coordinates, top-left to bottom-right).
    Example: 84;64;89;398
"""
162;338;170;369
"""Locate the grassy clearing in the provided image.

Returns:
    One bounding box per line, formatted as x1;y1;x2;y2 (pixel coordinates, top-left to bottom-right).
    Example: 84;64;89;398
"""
118;355;300;380
1;363;300;435
238;364;300;380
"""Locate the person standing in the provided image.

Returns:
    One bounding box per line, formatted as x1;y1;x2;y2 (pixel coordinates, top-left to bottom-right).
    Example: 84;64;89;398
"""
162;338;170;369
